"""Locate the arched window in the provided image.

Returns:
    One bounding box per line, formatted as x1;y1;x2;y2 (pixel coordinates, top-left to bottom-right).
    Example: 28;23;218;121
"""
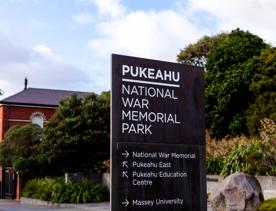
30;112;45;128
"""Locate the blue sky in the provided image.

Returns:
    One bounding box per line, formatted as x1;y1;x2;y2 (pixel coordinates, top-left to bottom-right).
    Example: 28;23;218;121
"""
1;0;276;98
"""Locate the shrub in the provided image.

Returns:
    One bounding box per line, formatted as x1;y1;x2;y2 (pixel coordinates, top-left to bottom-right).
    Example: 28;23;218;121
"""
206;134;276;176
206;135;248;158
206;135;248;175
21;178;55;201
256;198;276;211
22;177;109;203
51;180;109;203
221;139;276;176
206;156;224;175
259;118;276;143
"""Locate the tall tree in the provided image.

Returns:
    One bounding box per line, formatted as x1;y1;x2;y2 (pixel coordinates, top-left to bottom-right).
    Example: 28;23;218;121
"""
246;47;276;135
0;124;42;174
177;32;228;67
205;29;268;138
38;92;110;174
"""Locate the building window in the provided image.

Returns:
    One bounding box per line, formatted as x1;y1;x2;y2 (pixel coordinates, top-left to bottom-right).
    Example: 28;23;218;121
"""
30;112;45;128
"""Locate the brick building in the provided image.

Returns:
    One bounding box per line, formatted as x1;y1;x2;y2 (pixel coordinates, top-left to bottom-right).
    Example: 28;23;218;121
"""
0;87;88;141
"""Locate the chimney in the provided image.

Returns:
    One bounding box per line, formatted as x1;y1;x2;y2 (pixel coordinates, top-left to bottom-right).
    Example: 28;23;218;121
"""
24;78;28;90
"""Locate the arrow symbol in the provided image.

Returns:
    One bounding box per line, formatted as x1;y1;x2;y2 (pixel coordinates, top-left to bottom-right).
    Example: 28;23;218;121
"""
122;161;128;168
122;199;129;207
122;150;129;158
122;171;128;178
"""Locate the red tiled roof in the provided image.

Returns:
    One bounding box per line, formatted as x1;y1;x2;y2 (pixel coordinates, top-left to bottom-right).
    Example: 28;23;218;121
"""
0;88;89;107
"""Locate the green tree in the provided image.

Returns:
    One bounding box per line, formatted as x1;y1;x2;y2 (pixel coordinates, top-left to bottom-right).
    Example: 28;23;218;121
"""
0;124;42;172
177;32;228;67
246;47;276;135
38;92;110;175
205;29;268;138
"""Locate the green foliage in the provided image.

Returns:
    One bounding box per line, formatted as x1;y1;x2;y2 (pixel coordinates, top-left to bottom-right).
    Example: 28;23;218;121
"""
220;140;276;176
0;91;111;178
177;32;228;67
206;136;276;176
22;177;109;203
206;156;224;175
205;29;268;138
0;124;42;173
52;180;109;203
256;198;276;211
37;91;110;174
22;178;56;201
0;141;12;165
246;48;276;135
4;124;42;156
178;29;275;139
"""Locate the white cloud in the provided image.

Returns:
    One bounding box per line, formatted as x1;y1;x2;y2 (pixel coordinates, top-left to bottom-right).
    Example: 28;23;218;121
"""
33;44;61;62
85;7;208;92
0;37;90;99
3;0;276;99
76;0;126;18
187;0;276;45
85;0;276;93
33;44;52;55
72;14;94;25
88;10;206;62
94;0;126;18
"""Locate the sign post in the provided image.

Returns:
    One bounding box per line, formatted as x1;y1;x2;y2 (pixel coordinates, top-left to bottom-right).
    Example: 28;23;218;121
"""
111;54;206;211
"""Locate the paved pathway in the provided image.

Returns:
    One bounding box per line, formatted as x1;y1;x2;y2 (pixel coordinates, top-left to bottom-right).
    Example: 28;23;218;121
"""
0;200;109;211
1;189;274;211
1;199;213;211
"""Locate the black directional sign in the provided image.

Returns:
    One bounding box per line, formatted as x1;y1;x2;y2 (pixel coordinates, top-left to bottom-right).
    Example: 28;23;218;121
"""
111;54;206;211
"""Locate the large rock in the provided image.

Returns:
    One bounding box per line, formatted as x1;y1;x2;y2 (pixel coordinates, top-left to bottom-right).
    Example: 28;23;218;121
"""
210;172;264;211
